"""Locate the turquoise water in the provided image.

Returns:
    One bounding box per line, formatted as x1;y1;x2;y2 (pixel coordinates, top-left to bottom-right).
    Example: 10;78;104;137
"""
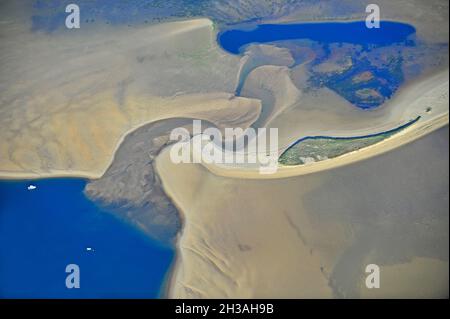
0;179;173;298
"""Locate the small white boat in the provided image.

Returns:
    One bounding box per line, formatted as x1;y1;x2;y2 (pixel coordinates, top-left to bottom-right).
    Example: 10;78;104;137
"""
27;185;37;191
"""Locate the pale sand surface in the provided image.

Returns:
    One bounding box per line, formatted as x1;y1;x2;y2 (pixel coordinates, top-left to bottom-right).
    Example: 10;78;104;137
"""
274;0;449;43
158;126;448;298
0;16;261;179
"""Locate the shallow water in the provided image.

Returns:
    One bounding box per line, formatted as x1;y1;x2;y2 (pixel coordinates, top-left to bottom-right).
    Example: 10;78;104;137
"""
0;179;173;298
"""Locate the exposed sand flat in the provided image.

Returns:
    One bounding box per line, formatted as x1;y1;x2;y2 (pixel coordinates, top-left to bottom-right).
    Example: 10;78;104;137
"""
272;0;449;44
0;15;261;179
158;126;448;298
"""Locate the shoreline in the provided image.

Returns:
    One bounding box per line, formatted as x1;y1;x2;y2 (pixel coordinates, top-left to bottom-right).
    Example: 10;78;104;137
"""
1;13;448;298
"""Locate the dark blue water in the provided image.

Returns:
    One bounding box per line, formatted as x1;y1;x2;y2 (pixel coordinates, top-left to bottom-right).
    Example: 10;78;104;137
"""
218;21;416;54
0;179;173;298
218;21;417;109
281;116;421;157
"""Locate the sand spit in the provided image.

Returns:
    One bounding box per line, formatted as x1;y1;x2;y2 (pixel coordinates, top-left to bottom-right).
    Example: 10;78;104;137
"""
0;1;448;300
234;44;295;96
158;126;449;298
